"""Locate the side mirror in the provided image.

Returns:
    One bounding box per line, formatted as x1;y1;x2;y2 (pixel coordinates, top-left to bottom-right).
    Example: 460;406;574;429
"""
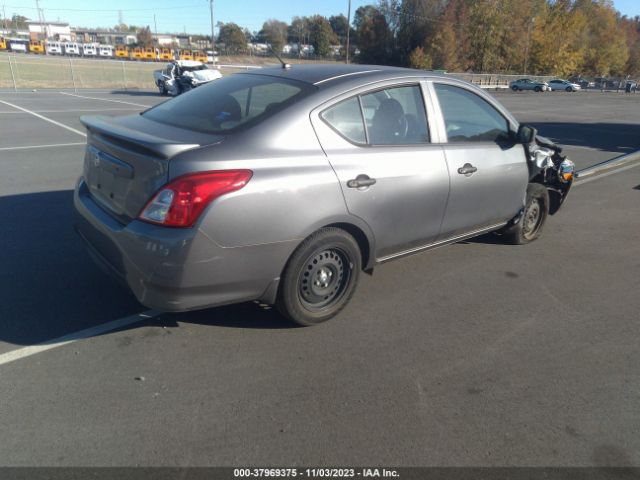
516;124;536;144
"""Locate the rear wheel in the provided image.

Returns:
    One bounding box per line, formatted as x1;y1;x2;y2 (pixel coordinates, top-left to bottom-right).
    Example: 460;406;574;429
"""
277;228;361;326
534;86;541;92
502;183;549;245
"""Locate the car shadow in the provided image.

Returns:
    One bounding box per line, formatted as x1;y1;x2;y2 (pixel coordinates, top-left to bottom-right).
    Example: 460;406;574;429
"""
0;190;293;348
529;122;640;154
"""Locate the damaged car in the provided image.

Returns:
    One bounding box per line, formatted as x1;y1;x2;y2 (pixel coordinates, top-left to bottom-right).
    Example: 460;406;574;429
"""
74;65;574;326
154;60;222;96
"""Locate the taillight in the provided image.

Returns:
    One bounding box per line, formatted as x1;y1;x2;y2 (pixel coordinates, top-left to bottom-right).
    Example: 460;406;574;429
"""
138;170;252;228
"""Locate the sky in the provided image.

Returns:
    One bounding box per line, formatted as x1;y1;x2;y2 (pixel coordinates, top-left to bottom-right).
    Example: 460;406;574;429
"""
2;0;639;36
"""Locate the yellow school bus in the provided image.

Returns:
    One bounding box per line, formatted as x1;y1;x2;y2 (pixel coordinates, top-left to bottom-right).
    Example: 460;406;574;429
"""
193;50;208;63
179;49;194;61
0;37;7;51
29;40;45;54
115;45;129;59
142;47;156;61
157;48;173;61
130;47;144;60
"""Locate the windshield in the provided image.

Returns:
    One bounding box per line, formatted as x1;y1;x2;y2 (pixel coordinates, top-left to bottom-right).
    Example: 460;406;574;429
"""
143;74;315;134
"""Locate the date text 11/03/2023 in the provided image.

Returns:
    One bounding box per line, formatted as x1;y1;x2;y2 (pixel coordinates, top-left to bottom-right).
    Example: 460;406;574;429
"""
233;468;400;478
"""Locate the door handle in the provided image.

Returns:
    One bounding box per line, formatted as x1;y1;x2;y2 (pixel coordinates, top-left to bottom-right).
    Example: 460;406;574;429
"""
457;163;478;175
347;174;377;189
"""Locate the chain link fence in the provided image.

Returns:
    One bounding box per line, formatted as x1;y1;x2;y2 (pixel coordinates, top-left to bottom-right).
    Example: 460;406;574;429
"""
0;54;634;91
0;53;249;90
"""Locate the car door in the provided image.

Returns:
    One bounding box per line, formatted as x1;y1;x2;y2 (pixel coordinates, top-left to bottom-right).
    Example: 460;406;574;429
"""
311;82;450;260
430;82;529;239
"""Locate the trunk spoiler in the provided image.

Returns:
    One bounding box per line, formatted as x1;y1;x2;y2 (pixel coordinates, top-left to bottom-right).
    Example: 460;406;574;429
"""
80;115;200;159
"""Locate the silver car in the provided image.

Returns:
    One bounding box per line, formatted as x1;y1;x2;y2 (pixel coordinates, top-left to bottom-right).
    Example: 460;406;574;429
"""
509;78;550;92
74;65;574;326
548;79;581;92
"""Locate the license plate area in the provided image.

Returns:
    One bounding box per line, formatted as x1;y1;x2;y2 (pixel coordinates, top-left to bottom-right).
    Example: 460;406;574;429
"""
86;145;134;215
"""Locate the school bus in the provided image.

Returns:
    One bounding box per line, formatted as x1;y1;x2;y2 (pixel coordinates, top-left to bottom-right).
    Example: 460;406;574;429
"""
28;40;45;54
179;49;194;61
157;48;173;61
0;37;7;51
130;47;144;60
142;47;156;61
193;50;208;63
115;45;129;58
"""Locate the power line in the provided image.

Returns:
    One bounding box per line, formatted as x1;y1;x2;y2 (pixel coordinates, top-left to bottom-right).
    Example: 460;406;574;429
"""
2;4;205;12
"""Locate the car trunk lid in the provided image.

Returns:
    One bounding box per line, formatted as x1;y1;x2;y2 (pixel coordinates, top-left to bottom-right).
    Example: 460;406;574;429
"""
80;114;223;223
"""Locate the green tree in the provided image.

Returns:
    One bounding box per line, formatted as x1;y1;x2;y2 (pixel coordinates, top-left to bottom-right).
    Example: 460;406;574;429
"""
217;22;247;54
307;15;338;57
261;19;288;53
354;5;393;64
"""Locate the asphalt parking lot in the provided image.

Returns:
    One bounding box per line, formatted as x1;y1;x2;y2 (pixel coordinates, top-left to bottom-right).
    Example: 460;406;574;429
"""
0;88;639;467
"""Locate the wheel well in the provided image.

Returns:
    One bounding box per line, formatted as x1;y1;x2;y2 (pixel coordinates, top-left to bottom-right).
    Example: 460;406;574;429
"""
325;222;372;272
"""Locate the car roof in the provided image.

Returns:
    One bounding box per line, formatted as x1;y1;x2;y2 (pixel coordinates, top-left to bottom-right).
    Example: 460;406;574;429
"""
240;64;441;88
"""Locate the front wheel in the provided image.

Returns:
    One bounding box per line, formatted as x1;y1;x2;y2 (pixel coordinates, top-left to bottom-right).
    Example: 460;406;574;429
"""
534;86;541;92
566;86;572;92
158;82;166;95
511;85;518;92
277;228;361;326
501;183;549;245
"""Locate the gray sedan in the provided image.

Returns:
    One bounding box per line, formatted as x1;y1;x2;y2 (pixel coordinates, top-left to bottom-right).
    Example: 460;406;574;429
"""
74;65;574;326
509;78;550;92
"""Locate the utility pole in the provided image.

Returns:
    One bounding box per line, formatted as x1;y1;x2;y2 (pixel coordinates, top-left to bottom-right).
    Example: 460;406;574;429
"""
209;0;215;53
523;17;535;74
2;5;8;34
35;0;44;40
153;14;157;47
345;0;351;64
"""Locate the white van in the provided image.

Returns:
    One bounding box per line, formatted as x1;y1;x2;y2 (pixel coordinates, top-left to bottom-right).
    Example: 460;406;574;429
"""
46;41;63;55
98;45;114;58
64;42;81;56
82;43;98;57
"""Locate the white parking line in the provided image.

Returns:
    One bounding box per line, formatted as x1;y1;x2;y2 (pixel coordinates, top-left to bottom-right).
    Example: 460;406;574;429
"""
0;310;158;367
0;142;85;151
0;100;87;137
58;91;150;108
0;107;142;113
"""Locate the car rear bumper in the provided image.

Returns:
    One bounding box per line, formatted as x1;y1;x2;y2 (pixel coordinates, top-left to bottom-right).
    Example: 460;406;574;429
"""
73;179;293;312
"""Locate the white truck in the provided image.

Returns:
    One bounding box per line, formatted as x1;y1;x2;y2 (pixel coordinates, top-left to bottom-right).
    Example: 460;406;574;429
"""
153;60;222;96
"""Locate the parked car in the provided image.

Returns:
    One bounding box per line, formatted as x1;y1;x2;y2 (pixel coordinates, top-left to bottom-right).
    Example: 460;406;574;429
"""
74;65;574;326
153;60;222;96
568;77;594;89
625;81;637;93
509;78;550;92
548;79;581;92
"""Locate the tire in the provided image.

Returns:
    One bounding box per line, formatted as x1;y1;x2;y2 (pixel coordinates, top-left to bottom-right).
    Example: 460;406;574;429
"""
511;85;518;92
566;86;572;92
158;82;166;96
534;86;541;92
502;183;549;245
277;227;361;326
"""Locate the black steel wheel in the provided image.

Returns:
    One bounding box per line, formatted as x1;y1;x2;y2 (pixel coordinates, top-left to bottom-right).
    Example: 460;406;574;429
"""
501;183;549;245
277;228;361;326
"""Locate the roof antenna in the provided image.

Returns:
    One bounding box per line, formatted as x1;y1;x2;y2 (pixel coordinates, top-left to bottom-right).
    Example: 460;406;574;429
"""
268;44;291;69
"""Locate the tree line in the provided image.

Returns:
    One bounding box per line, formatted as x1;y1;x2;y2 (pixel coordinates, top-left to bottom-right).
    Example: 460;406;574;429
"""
216;0;639;77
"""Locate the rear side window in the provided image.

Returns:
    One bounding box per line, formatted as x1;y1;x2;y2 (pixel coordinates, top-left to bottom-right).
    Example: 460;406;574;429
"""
143;74;314;134
434;84;509;143
321;84;430;146
321;97;366;144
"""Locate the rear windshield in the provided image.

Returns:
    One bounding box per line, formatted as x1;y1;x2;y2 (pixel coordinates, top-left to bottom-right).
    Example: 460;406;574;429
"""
142;74;315;134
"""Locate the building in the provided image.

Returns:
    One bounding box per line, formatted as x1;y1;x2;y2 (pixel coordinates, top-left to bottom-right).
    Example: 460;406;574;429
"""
27;21;71;41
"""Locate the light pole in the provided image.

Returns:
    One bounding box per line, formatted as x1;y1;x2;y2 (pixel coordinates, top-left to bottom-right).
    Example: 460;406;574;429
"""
345;0;351;64
209;0;215;54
